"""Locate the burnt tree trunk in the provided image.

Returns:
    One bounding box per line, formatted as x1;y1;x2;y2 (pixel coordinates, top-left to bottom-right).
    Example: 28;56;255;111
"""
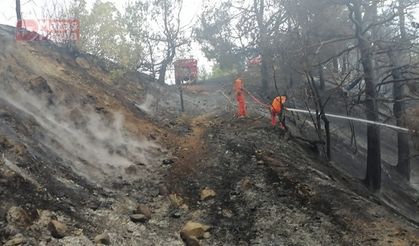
179;85;184;112
332;57;339;74
342;54;348;75
319;65;325;90
255;0;269;93
16;0;22;21
391;55;410;180
394;0;410;180
158;41;176;84
308;71;331;160
349;1;381;191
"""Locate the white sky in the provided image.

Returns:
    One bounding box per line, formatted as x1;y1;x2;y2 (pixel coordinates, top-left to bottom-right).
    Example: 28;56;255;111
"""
0;0;203;28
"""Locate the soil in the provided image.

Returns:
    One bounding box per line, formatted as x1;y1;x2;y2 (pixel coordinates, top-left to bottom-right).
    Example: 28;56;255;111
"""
0;24;418;245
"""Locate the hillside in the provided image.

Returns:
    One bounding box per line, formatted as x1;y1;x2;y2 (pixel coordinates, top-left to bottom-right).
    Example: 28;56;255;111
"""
0;24;418;245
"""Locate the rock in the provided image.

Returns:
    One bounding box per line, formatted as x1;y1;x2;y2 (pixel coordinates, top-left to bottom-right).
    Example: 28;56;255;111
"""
240;177;253;190
169;193;184;207
136;204;152;219
203;232;211;239
94;232;110;245
4;233;26;246
162;159;175;165
0;136;13;149
200;187;216;201
125;165;137;175
182;235;200;246
180;221;211;240
130;214;148;223
6;206;31;227
170;210;182;218
75;56;90;69
180;204;189;211
222;209;233;218
48;220;68;238
257;160;265;165
238;240;249;246
29;76;53;94
159;184;169;196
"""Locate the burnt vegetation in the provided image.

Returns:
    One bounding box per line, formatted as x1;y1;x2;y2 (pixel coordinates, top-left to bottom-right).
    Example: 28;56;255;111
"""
0;0;419;245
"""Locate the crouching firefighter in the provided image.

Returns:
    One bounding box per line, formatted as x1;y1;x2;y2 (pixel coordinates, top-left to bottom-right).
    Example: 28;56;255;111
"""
270;96;287;129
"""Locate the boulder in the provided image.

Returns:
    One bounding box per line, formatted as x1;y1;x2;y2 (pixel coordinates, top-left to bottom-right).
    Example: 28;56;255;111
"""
48;220;68;238
125;165;138;175
182;235;200;246
180;221;210;240
200;187;216;201
203;232;211;239
29;76;52;94
136;204;152;219
162;159;175;165
4;233;26;246
94;232;110;245
159;184;169;196
240;177;253;190
169;193;184;207
129;214;148;223
6;206;31;227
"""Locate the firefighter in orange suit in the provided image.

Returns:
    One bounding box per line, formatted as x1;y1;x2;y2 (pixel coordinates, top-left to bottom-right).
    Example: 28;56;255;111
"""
234;76;247;117
271;96;287;128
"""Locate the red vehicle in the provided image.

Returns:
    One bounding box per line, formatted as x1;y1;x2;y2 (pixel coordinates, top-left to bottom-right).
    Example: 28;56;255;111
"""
174;58;198;85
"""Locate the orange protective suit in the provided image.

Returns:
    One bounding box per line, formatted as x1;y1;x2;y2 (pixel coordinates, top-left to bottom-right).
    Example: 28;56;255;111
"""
234;78;246;117
271;96;287;127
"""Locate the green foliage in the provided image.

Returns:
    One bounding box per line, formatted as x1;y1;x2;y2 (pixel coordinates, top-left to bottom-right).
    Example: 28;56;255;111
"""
125;0;189;83
211;64;235;78
195;2;247;71
68;0;143;69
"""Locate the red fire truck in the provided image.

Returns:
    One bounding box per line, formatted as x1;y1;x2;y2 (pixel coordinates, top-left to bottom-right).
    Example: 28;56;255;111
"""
173;58;198;112
174;58;198;85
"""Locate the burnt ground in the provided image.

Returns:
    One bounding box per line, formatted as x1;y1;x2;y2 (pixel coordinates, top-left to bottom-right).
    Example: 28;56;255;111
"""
0;24;418;245
162;106;419;245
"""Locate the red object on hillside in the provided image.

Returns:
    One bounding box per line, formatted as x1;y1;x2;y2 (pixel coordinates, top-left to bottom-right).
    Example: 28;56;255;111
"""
248;56;262;66
234;78;246;117
174;59;198;85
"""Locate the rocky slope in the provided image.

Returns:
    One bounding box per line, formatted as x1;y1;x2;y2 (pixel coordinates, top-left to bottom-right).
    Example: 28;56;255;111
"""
0;24;418;245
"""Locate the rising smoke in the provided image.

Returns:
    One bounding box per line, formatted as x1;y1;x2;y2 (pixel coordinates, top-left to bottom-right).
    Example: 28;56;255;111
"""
0;84;161;184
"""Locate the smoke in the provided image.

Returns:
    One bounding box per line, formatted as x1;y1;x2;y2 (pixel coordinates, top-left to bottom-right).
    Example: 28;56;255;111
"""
136;93;156;114
0;85;162;184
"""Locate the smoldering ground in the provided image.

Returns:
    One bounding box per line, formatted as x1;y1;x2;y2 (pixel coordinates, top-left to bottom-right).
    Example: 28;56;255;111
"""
0;84;162;185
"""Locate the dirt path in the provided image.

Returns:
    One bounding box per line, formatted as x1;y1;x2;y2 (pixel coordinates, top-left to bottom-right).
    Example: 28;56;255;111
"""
167;114;213;199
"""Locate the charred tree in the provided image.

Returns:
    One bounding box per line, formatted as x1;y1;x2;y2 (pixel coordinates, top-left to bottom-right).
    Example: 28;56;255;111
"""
348;1;381;191
255;0;269;93
390;51;410;180
16;0;22;22
394;0;410;180
318;65;325;90
157;1;177;84
307;71;331;160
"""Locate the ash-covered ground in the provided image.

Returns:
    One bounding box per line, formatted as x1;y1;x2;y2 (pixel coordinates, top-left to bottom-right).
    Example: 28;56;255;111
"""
0;24;418;245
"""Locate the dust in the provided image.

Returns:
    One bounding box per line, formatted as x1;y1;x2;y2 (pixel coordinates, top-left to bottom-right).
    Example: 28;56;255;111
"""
0;85;161;184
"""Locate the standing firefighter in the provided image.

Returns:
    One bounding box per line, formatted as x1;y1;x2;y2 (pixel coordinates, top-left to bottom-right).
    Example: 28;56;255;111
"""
271;96;287;128
234;75;247;117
